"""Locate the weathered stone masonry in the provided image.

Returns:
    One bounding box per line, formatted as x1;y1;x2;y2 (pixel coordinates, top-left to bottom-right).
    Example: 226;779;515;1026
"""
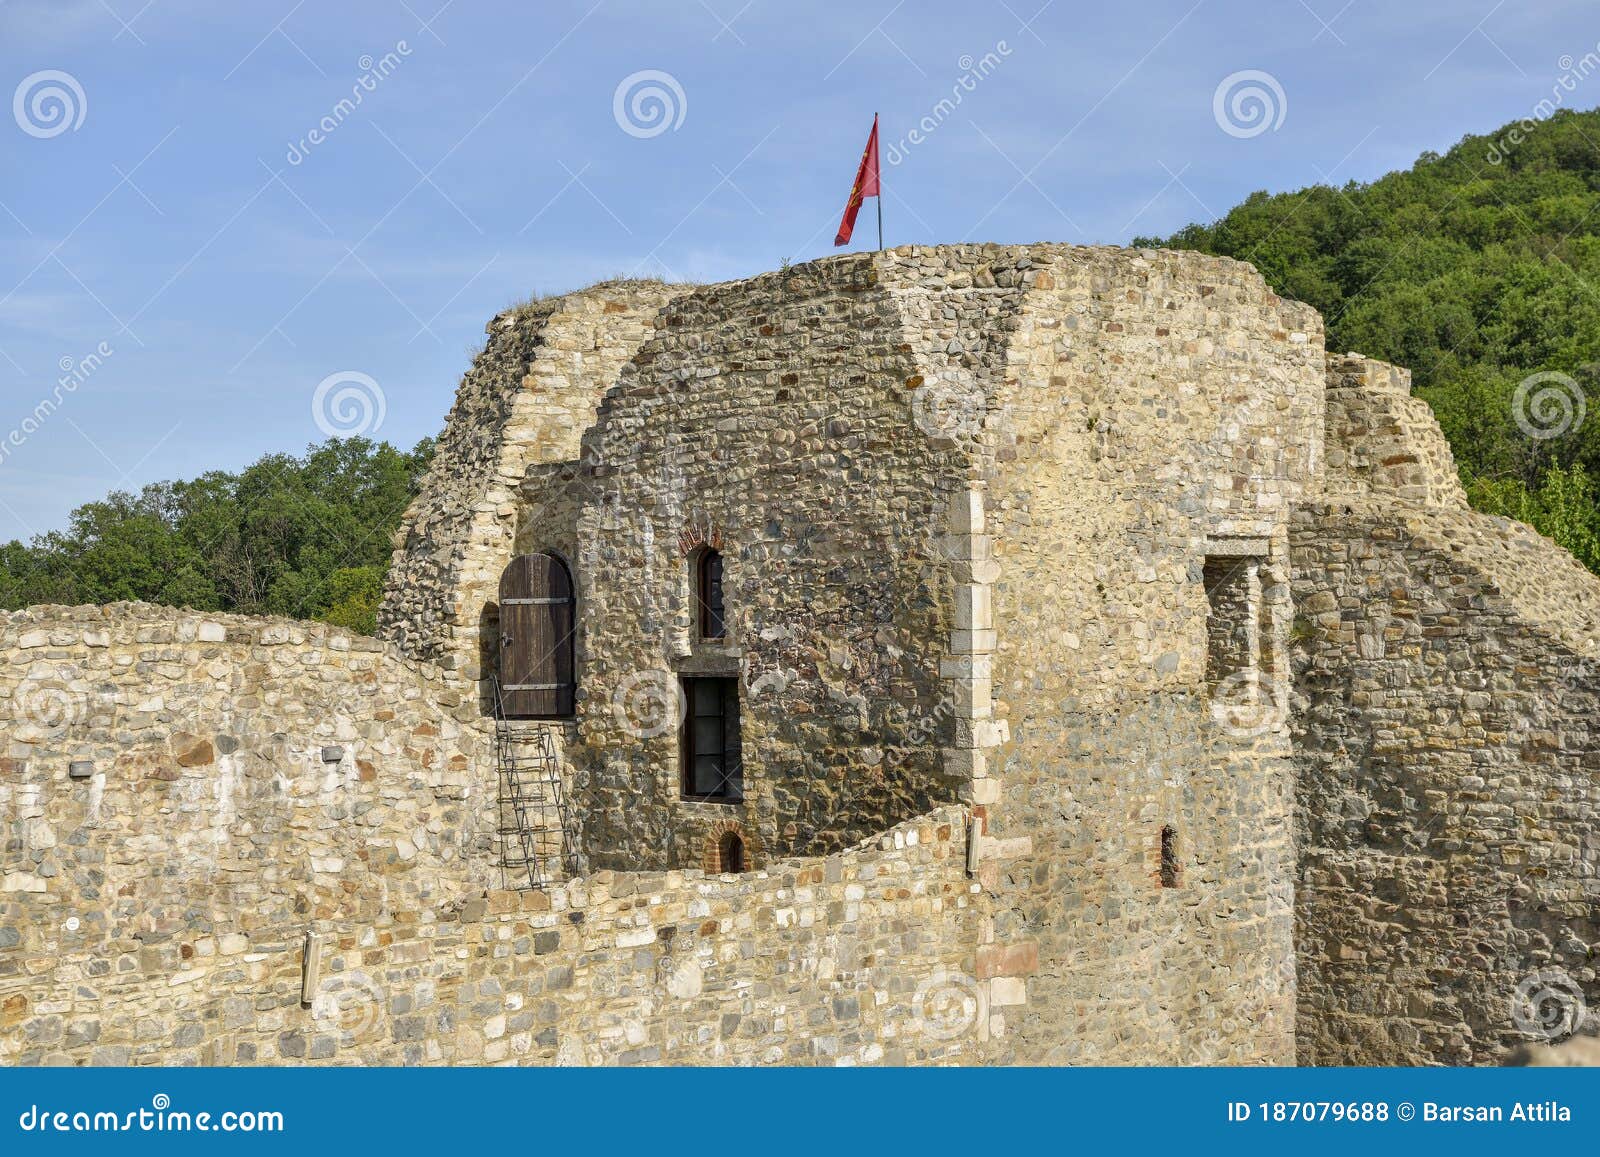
1292;357;1600;1064
4;244;1597;1066
468;245;1321;1063
979;248;1322;1064
0;605;994;1065
564;253;1004;870
378;282;686;689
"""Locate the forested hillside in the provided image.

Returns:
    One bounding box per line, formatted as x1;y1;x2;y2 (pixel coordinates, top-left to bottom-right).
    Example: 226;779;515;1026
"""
0;438;432;633
1139;107;1600;572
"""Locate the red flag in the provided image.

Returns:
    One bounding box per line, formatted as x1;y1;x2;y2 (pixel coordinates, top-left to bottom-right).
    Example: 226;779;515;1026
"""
834;115;880;247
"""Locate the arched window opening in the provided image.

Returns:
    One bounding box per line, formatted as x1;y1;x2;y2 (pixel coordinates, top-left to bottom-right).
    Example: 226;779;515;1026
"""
1160;825;1181;889
719;831;745;874
696;548;726;640
497;552;575;719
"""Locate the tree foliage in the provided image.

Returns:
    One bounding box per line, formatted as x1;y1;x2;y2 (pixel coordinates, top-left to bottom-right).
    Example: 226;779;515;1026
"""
0;437;433;633
1139;108;1600;569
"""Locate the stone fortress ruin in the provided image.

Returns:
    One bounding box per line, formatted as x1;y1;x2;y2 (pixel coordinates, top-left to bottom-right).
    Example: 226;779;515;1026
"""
2;243;1596;1066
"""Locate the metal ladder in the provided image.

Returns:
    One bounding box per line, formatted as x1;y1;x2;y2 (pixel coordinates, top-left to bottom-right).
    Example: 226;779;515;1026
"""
491;676;577;889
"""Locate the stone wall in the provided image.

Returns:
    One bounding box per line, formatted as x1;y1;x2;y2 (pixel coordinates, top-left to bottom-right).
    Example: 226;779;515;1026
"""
1291;501;1600;1065
1322;353;1467;509
1292;353;1599;1065
377;282;685;686
559;254;980;869
6;785;994;1065
975;246;1324;1064
0;603;1005;1066
0;603;502;1062
402;242;1335;1064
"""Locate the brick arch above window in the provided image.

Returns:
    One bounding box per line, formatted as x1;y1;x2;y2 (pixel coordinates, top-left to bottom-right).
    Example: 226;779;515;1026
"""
678;522;725;557
701;819;759;874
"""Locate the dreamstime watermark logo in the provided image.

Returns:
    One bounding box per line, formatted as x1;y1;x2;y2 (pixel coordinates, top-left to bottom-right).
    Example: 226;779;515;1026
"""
312;371;386;438
311;968;385;1045
1510;969;1589;1042
0;341;113;468
16;1093;284;1134
1209;669;1283;739
661;954;704;999
285;42;412;166
1553;652;1600;710
1188;953;1295;1065
14;670;89;737
1488;48;1600;164
13;70;86;138
911;369;985;441
1512;370;1586;441
884;41;1013;166
612;70;687;139
611;669;687;739
1212;70;1286;139
912;969;984;1041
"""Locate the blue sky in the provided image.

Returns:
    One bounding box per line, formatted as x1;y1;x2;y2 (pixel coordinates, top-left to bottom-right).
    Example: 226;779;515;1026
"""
1;0;1595;541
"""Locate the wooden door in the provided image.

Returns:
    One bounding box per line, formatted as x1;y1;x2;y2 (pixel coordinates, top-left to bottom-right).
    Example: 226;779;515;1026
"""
497;553;575;718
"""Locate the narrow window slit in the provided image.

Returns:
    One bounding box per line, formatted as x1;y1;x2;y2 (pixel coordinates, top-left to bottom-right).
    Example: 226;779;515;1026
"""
1160;825;1181;889
695;548;725;640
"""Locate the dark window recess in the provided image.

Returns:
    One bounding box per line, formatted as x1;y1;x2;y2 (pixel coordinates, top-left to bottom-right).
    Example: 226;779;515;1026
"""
696;549;726;640
1160;825;1181;889
681;677;741;800
719;831;745;874
496;552;575;719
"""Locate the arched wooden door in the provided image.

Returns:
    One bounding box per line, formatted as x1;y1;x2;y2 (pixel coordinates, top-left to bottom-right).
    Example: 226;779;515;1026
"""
497;553;575;718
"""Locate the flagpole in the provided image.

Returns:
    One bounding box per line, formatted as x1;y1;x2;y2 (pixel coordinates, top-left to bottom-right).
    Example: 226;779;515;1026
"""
875;112;883;252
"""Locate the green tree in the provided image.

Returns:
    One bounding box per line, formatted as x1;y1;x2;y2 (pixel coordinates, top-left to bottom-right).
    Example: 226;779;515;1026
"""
0;437;432;631
1467;463;1600;572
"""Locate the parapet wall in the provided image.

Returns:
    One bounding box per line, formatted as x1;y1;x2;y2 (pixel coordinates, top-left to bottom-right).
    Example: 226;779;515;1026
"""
0;603;504;1062
0;604;1009;1066
5;725;993;1067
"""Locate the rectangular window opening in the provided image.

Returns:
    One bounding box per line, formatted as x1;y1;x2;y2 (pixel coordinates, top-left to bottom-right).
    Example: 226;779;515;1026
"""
1203;549;1286;737
680;676;742;801
1203;555;1258;694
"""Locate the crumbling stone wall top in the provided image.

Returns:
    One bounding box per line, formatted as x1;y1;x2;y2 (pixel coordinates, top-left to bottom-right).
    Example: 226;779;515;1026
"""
378;279;688;676
1302;498;1600;660
1322;352;1467;509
